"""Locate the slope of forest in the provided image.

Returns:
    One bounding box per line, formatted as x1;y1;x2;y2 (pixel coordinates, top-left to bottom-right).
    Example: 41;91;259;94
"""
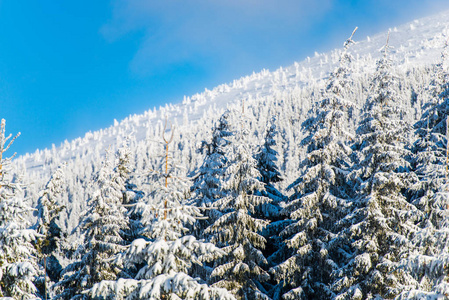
1;9;449;300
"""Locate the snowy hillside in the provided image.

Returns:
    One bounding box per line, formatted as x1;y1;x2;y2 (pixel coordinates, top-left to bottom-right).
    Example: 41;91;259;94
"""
2;9;449;300
11;10;448;230
16;10;449;176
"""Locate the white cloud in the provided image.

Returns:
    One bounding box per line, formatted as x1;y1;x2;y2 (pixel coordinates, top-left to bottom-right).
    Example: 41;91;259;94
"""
101;0;449;77
101;0;333;75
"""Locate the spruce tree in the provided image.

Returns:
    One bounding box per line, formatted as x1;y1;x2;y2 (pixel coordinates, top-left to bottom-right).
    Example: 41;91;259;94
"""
204;112;271;300
330;34;421;299
395;182;449;299
115;142;143;243
191;111;234;229
270;29;357;299
255;116;285;213
0;119;41;299
34;164;66;297
55;151;128;299
394;43;449;298
412;41;449;213
89;120;235;299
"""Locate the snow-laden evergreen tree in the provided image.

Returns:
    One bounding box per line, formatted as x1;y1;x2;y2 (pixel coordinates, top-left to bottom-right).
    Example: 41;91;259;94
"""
34;164;66;297
115;141;143;206
0;119;41;299
330;34;421;299
393;43;449;299
191;111;234;230
204;111;271;300
412;41;449;213
255;116;285;215
269;29;357;300
35;164;65;256
55;150;128;299
89;120;236;299
254;116;288;298
395;182;449;299
115;142;143;243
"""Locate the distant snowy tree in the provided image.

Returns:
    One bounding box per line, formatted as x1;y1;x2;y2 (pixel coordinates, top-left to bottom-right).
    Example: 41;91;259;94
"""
115;142;143;242
88;120;236;300
0;119;41;299
204;113;271;300
330;34;421;299
35;165;65;256
115;141;142;205
191;111;234;228
55;151;128;299
255;117;285;214
270;29;357;299
34;164;66;297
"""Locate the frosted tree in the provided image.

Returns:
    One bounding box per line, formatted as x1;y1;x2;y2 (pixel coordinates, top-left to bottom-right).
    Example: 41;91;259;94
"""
269;29;357;299
115;142;143;242
204;112;271;300
0;119;41;299
393;43;449;299
88;119;236;300
55;150;128;299
34;164;66;297
412;41;449;214
115;141;142;206
330;34;421;299
395;182;449;299
255;116;285;214
35;165;65;254
191;111;234;228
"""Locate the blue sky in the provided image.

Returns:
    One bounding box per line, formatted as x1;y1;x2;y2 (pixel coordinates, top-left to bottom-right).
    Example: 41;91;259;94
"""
1;0;448;156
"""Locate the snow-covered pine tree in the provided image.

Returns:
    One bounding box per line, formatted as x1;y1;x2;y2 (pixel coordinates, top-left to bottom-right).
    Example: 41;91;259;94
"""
0;119;41;299
191;111;234;230
89;119;236;300
35;164;65;255
204;111;271;300
55;150;128;299
269;29;357;300
115;141;142;205
330;33;421;299
395;181;449;299
115;142;143;243
115;142;133;202
412;41;449;214
34;164;66;297
255;116;285;214
393;43;449;298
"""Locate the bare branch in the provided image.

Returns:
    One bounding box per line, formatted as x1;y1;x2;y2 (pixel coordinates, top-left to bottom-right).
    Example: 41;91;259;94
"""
350;26;358;40
163;116;175;145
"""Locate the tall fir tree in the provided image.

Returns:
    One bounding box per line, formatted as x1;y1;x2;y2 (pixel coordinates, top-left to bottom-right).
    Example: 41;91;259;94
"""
330;34;421;299
191;111;234;230
270;29;357;299
255;116;285;212
89;120;235;299
394;43;449;298
34;164;66;297
412;41;449;213
0;119;41;299
115;142;143;243
204;111;271;300
55;150;128;299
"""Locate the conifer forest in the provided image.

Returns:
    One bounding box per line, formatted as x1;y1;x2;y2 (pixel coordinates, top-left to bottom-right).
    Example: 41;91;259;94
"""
2;12;449;300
